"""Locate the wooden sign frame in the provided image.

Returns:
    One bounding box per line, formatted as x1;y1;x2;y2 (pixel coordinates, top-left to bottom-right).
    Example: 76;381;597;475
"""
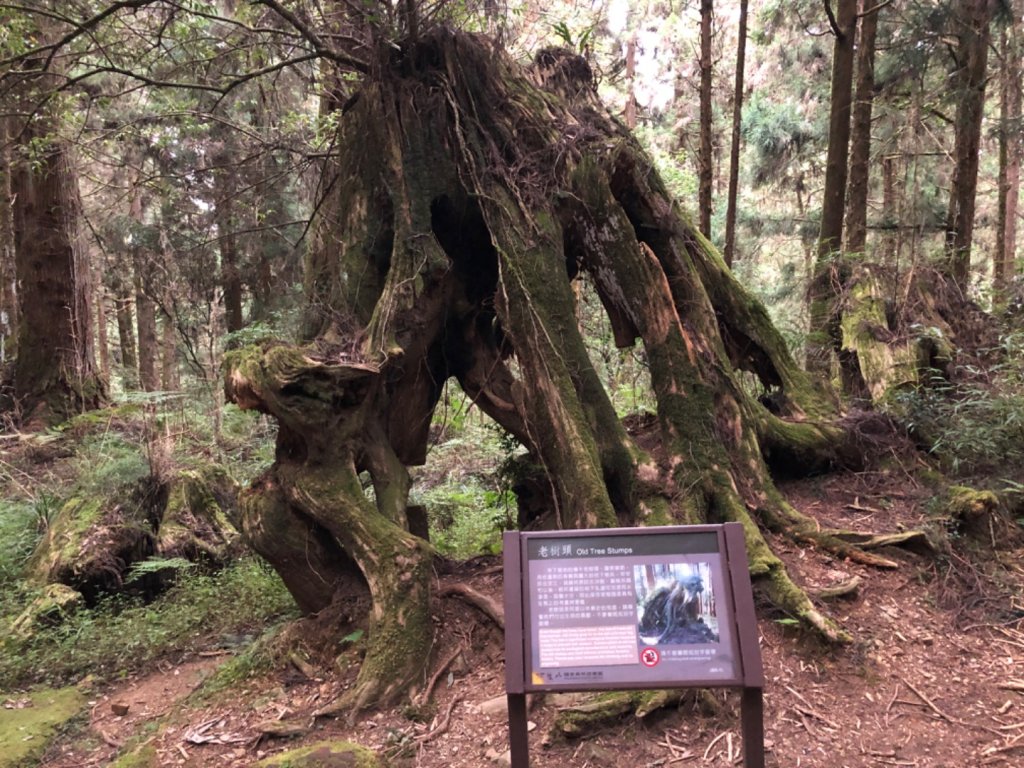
503;522;764;768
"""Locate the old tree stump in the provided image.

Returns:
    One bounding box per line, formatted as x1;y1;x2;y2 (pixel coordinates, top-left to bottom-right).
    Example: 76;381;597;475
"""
225;30;897;712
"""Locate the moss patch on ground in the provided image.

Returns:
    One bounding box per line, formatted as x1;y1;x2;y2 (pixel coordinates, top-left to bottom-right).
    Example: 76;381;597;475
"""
0;686;85;767
255;740;386;768
108;742;159;768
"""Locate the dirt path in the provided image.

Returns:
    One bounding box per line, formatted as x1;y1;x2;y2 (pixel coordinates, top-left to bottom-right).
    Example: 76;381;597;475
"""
43;658;222;767
41;470;1024;767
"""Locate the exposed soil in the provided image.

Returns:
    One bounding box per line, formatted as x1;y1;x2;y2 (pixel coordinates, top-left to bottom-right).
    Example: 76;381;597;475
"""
38;467;1024;768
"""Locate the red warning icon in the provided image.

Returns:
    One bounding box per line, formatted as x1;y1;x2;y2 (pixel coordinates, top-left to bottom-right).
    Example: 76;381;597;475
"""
640;647;660;667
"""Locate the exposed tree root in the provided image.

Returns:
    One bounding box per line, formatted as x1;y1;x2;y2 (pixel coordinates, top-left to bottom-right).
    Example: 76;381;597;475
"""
812;575;863;601
437;584;504;629
551;689;721;739
827;529;936;555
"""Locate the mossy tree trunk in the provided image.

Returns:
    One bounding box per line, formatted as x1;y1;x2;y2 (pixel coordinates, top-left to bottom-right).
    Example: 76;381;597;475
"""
9;99;105;423
226;31;890;711
808;0;857;376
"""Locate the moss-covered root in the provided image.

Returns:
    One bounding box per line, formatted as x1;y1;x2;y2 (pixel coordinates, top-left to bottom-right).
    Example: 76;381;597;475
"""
713;486;852;644
756;490;900;570
484;195;618;530
282;462;433;718
551;689;719;739
761;566;852;645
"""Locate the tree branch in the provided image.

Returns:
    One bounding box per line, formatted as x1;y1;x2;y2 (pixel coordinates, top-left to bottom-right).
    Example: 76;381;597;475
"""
822;0;841;38
859;0;892;18
254;0;369;73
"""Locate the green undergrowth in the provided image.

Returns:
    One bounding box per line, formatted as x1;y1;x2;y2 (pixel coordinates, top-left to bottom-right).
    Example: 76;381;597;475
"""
413;384;519;559
0;500;44;585
189;625;285;702
889;330;1024;477
0;557;296;689
418;480;515;558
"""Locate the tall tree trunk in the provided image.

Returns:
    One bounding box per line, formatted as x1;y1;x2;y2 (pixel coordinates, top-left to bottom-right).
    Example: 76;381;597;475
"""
129;190;158;392
880;154;898;263
9;64;104;422
723;0;748;267
807;0;857;374
114;287;139;390
94;270;111;382
844;0;879;256
624;32;638;130
249;84;299;324
995;3;1022;298
160;310;179;391
945;0;994;293
0;118;16;364
213;161;244;336
134;269;159;392
698;0;715;239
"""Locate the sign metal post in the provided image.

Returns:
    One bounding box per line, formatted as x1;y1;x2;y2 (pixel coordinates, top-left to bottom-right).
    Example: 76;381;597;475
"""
503;522;764;768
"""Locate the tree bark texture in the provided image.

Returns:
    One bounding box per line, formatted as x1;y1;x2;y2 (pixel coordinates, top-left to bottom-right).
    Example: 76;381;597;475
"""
944;0;994;292
213;161;245;336
844;0;879;256
10;110;104;423
698;0;715;239
226;31;896;712
0;117;17;364
995;3;1022;298
160;310;179;391
723;0;747;267
133;254;159;392
807;0;857;375
624;32;638;130
5;13;106;423
114;287;139;389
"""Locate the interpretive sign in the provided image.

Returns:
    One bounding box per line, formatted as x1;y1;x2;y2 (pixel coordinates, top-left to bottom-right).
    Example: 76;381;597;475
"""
503;523;764;768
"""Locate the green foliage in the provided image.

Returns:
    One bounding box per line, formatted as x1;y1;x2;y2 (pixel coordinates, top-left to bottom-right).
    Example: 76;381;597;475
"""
125;556;196;584
575;277;656;416
217;403;277;484
420;481;515;558
223;321;286;349
341;629;364;645
551;21;594;53
743;93;818;187
69;431;150;494
890;332;1024;475
0;558;296;689
417;383;519;558
0;500;42;585
634;122;697;202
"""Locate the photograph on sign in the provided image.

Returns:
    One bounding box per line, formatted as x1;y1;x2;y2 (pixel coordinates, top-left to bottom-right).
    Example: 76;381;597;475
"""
523;531;739;688
635;562;719;645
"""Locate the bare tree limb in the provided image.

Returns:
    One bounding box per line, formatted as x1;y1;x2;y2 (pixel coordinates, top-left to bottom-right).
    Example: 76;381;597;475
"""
822;0;842;38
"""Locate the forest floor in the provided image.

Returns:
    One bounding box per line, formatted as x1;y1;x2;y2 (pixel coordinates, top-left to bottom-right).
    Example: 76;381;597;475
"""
26;467;1024;768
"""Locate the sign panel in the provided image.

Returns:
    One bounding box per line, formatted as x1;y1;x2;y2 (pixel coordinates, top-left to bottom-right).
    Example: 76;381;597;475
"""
520;527;741;690
503;523;765;768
